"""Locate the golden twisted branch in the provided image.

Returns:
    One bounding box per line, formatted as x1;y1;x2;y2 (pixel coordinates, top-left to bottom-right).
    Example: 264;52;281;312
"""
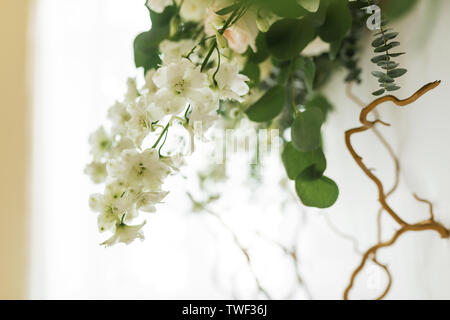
343;81;450;300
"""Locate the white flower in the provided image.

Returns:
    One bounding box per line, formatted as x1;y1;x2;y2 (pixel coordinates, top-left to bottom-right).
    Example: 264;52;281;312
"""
153;58;208;107
136;190;169;212
214;61;249;101
110;136;135;158
126;96;164;146
160;154;184;172
89;126;112;160
190;88;219;114
84;161;107;184
180;0;210;22
146;0;173;13
143;69;158;94
89;181;138;232
154;89;187;115
101;221;146;247
125;78;139;102
108;101;131;135
223;10;258;54
107;149;172;189
159;39;196;64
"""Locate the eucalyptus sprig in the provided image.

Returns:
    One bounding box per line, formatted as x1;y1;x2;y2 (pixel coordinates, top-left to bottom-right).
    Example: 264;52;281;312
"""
364;0;407;96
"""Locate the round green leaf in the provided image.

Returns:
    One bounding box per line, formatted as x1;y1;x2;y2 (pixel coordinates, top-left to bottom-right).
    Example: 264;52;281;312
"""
291;107;324;152
317;0;351;43
266;19;316;61
295;168;339;208
282;142;327;180
305;93;333;119
388;68;407;78
245;86;285;123
297;0;320;12
241;60;260;88
134;31;164;71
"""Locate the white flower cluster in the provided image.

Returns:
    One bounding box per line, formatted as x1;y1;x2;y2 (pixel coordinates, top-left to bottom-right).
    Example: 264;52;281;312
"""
86;32;250;246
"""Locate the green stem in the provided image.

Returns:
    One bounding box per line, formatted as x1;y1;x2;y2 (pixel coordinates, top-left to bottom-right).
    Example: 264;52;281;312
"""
200;4;245;72
151;120;170;149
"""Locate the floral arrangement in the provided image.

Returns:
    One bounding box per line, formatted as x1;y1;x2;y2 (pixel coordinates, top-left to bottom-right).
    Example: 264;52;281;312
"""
85;0;447;299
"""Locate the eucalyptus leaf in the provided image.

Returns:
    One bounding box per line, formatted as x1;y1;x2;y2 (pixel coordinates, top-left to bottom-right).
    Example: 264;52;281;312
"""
291;107;324;152
297;0;320;13
373;89;386;96
374;41;400;53
388;68;407;78
295;167;339;208
282;142;326;180
305;93;333;120
297;57;316;93
317;0;351;43
266;18;316;61
245;86;285;122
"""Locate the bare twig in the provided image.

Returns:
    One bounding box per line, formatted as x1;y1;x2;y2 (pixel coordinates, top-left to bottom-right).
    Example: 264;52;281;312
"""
343;81;449;300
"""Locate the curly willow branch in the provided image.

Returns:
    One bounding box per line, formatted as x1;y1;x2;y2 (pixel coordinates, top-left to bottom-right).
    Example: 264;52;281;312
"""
343;81;450;300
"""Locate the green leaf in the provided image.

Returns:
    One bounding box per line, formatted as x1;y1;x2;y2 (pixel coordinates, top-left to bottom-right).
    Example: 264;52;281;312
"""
246;86;285;122
377;61;399;70
305;93;333;120
373;89;386;96
388;68;407;78
374;41;400;53
297;57;316;93
297;0;320;12
295;167;339;208
317;0;351;43
247;33;269;63
384;0;418;20
282;142;326;180
134;5;174;72
266;18;316;61
371;55;390;64
148;5;176;27
134;31;163;71
259;0;308;18
291;107;324;152
329;39;342;61
385;84;401;91
371;32;398;48
389;52;406;58
215;3;238;15
241;60;260;88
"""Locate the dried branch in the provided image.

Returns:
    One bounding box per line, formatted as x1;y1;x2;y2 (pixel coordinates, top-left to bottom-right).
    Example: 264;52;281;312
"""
343;81;450;300
204;208;273;300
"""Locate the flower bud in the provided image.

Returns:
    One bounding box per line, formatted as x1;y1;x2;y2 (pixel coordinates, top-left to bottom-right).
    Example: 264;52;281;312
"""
214;28;228;49
170;15;181;37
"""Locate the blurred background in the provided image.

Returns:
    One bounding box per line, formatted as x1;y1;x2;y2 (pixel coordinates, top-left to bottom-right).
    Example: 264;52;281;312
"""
2;0;450;299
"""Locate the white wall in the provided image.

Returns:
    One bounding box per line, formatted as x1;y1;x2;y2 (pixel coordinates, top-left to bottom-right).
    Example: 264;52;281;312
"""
30;0;450;299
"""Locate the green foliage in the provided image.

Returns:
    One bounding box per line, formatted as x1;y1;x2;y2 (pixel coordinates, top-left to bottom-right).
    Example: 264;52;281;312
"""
367;2;407;96
383;0;418;20
297;0;321;13
291;107;324;152
266;19;316;61
305;93;333;120
317;0;352;43
257;0;308;18
296;57;316;93
282;142;326;180
134;5;176;72
295;167;339;208
247;33;269;64
241;60;260;88
245;86;285;122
